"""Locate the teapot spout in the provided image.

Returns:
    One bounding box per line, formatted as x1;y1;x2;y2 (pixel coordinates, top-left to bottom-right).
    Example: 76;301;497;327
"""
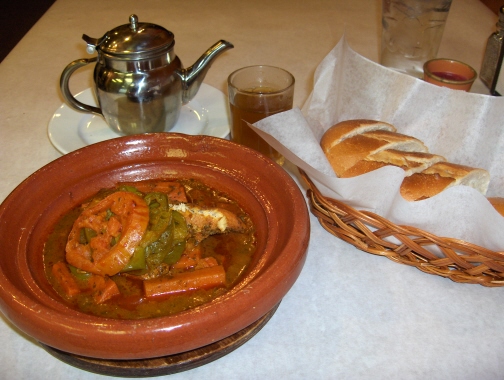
176;40;234;104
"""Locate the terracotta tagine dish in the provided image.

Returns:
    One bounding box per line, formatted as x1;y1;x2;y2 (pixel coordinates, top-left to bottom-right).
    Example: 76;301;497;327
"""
0;133;310;363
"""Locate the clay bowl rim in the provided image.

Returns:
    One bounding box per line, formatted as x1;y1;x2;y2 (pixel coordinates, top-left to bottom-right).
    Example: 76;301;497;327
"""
0;133;310;360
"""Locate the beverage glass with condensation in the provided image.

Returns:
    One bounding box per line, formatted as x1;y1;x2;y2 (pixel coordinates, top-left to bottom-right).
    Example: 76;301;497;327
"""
228;65;295;165
381;0;453;78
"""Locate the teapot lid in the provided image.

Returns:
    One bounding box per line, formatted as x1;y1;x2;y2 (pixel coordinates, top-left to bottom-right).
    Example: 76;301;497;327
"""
84;14;174;57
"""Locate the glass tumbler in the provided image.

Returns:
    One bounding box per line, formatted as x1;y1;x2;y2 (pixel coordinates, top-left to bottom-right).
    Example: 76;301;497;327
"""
228;65;295;165
381;0;453;77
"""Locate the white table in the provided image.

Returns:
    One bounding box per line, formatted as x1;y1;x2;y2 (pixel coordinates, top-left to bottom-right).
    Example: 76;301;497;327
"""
1;1;502;379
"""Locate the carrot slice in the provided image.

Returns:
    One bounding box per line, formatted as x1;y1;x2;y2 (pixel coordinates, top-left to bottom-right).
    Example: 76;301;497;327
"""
87;274;121;304
144;265;226;298
51;262;81;297
196;256;219;269
170;255;197;270
152;182;188;203
171;245;201;270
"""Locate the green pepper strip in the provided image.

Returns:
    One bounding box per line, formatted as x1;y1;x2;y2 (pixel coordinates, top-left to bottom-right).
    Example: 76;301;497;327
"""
121;194;190;272
79;227;97;245
143;193;172;245
117;185;143;197
172;210;188;243
122;246;146;272
163;241;186;265
161;211;188;265
68;264;92;281
146;223;175;268
143;209;189;269
122;192;171;272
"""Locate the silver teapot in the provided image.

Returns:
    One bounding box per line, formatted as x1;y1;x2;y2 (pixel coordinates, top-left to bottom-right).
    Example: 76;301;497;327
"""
60;14;233;135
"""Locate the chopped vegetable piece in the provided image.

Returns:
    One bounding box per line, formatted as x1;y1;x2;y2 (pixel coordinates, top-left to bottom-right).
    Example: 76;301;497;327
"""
69;264;92;281
87;274;120;304
142;193;171;246
65;191;149;276
117;185;143;197
163;241;186;265
171;244;201;270
172;210;188;242
52;262;81;297
143;265;226;298
120;181;188;203
196;256;219;269
121;246;146;272
151;182;188;203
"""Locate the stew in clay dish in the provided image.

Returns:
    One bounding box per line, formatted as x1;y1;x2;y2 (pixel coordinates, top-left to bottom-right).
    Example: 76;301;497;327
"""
44;179;256;319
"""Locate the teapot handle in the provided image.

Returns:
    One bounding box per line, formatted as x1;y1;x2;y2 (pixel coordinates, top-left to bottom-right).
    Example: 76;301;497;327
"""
60;57;102;115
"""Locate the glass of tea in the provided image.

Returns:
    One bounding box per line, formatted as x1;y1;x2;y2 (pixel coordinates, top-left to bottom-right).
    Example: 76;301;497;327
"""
423;58;477;91
227;65;295;165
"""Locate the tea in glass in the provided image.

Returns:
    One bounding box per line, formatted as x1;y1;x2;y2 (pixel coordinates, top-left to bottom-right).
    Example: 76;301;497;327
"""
228;65;295;165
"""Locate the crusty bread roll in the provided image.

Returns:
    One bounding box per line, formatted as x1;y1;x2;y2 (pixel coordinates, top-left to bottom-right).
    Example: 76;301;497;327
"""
320;119;396;151
400;162;490;201
322;130;428;176
488;197;504;217
320;119;491;202
341;150;446;178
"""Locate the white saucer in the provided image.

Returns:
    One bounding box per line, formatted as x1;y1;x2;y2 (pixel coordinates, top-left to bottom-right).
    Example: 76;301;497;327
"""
48;83;230;154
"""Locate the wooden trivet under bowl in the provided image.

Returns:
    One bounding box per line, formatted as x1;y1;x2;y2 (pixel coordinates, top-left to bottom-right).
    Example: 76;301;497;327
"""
41;302;280;377
299;170;504;287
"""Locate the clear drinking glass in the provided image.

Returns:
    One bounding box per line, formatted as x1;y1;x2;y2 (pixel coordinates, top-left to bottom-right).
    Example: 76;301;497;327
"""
228;65;295;165
381;0;453;77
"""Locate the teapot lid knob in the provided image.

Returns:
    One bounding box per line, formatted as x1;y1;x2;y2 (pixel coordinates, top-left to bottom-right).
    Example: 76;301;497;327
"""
82;14;174;57
129;14;139;32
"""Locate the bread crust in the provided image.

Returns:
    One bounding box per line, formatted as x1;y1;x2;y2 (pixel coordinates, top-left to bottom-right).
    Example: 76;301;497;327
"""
362;130;428;151
488;197;504;217
341;150;446;178
368;150;445;176
400;162;490;201
340;160;388;178
400;172;455;201
423;162;490;194
323;130;428;176
324;134;391;176
320;119;396;152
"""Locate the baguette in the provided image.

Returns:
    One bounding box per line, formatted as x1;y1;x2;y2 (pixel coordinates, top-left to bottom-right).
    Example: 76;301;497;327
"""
320;119;396;151
322;130;428;176
400;162;490;201
320;119;491;202
341;150;446;178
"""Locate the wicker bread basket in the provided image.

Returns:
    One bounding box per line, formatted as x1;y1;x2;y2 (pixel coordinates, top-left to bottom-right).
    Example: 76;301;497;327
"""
299;169;504;287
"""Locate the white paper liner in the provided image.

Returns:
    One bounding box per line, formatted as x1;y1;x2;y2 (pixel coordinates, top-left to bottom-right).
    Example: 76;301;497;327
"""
251;36;504;252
